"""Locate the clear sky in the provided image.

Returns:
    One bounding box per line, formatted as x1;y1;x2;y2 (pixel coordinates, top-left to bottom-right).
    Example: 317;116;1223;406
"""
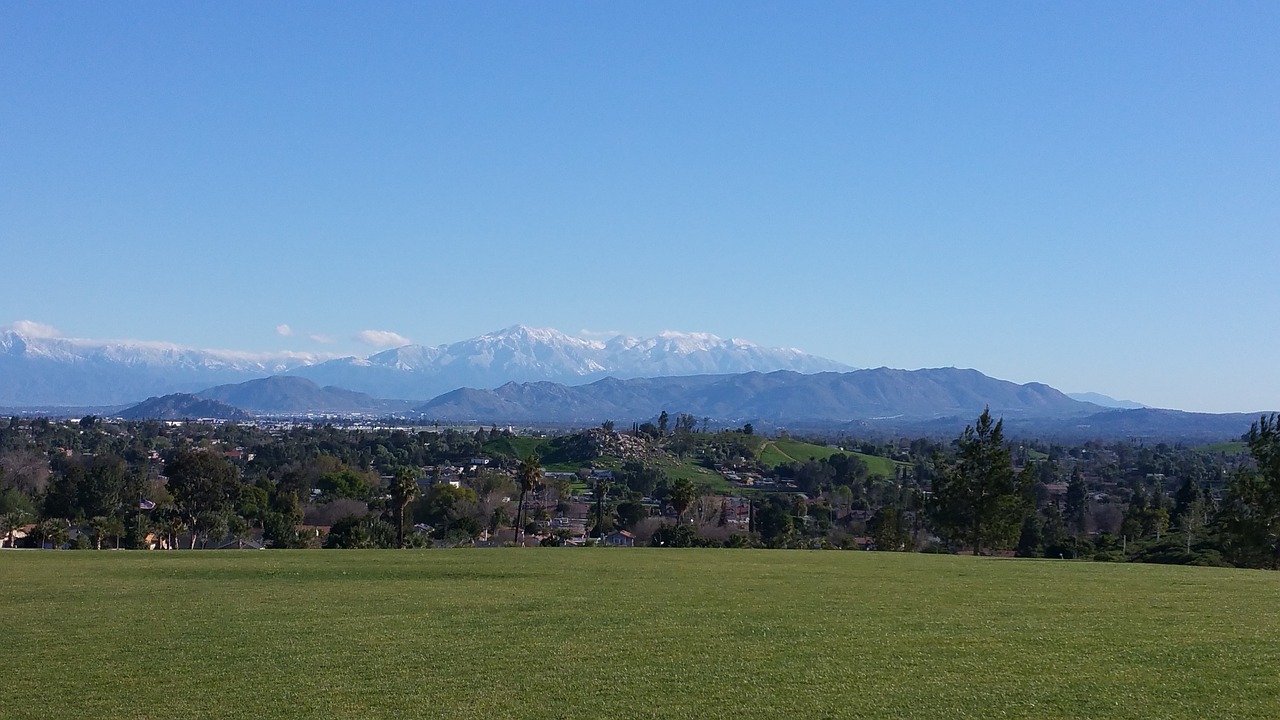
2;1;1277;413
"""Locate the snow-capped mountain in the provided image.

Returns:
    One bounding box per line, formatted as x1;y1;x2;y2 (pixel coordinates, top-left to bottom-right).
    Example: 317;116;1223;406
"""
0;324;854;406
290;325;852;399
0;329;325;406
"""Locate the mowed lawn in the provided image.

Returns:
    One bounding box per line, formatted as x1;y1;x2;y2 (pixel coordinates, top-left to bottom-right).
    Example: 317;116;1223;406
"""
3;551;1279;719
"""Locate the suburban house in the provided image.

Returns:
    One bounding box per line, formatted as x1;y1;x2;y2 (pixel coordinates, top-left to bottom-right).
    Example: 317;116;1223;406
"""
603;530;635;547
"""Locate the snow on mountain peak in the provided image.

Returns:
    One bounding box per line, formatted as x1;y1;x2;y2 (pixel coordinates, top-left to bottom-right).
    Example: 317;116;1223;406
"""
0;323;855;405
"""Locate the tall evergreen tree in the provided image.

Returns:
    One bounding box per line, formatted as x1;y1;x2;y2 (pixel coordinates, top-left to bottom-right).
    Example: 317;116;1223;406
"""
928;408;1031;555
1065;469;1089;536
1219;414;1280;568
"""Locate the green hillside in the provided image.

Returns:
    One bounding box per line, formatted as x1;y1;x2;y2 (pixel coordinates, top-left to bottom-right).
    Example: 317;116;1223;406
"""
3;551;1276;719
758;437;905;477
482;435;550;460
1197;441;1248;456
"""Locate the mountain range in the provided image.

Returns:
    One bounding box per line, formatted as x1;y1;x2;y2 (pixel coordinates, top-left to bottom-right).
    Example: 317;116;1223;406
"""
414;368;1093;423
0;325;850;405
111;369;1262;442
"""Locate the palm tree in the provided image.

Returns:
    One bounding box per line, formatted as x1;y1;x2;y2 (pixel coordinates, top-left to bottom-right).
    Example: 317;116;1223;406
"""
515;454;543;544
88;516;110;550
391;467;419;549
592;476;610;537
668;478;696;523
38;518;70;549
1;511;30;548
166;516;188;550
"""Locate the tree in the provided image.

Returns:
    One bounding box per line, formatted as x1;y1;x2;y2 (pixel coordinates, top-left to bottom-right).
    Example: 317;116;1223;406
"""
325;514;395;549
36;518;69;549
869;506;909;551
658;411;670;437
667;478;696;523
674;413;697;434
414;483;478;539
489;506;509;535
1016;514;1044;558
651;523;696;547
88;515;111;550
227;514;251;550
1178;481;1208;554
390;467;419;549
755;496;793;545
1219;414;1280;568
195;511;229;549
1;510;30;548
165;450;240;548
614;500;647;530
514;454;542;543
1064;469;1088;536
928;408;1031;555
591;476;610;537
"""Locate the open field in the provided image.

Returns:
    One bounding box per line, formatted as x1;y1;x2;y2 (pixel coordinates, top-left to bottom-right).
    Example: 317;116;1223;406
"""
3;550;1278;719
1196;440;1249;456
757;438;906;478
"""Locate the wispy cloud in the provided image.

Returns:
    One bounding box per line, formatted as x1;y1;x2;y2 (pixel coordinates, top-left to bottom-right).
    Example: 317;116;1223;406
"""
275;324;293;337
578;328;627;338
356;329;411;348
308;333;336;344
4;320;62;338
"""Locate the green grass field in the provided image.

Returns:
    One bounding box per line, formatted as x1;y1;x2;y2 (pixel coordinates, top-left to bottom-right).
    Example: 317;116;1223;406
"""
1196;441;1248;456
3;550;1278;719
758;438;905;478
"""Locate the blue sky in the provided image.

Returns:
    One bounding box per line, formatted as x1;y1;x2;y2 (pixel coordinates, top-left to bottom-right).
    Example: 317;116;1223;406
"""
2;2;1277;413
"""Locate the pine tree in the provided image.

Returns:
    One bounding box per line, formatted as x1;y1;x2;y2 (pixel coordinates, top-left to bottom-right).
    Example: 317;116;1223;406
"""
928;408;1031;555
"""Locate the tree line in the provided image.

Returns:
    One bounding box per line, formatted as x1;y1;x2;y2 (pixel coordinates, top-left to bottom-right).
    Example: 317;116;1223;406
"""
2;411;1279;568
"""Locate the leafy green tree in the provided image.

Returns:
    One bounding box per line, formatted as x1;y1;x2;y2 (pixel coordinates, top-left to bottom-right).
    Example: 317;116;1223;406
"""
414;483;478;538
617;461;665;496
261;512;302;549
614;500;647;530
227;514;251;549
928;408;1031;555
237;484;270;520
651;523;696;547
755;496;793;545
869;506;909;551
1178;482;1208;554
1219;414;1280;568
324;514;396;549
165;450;240;547
317;468;371;501
195;511;229;549
1041;502;1068;551
489;506;509;535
